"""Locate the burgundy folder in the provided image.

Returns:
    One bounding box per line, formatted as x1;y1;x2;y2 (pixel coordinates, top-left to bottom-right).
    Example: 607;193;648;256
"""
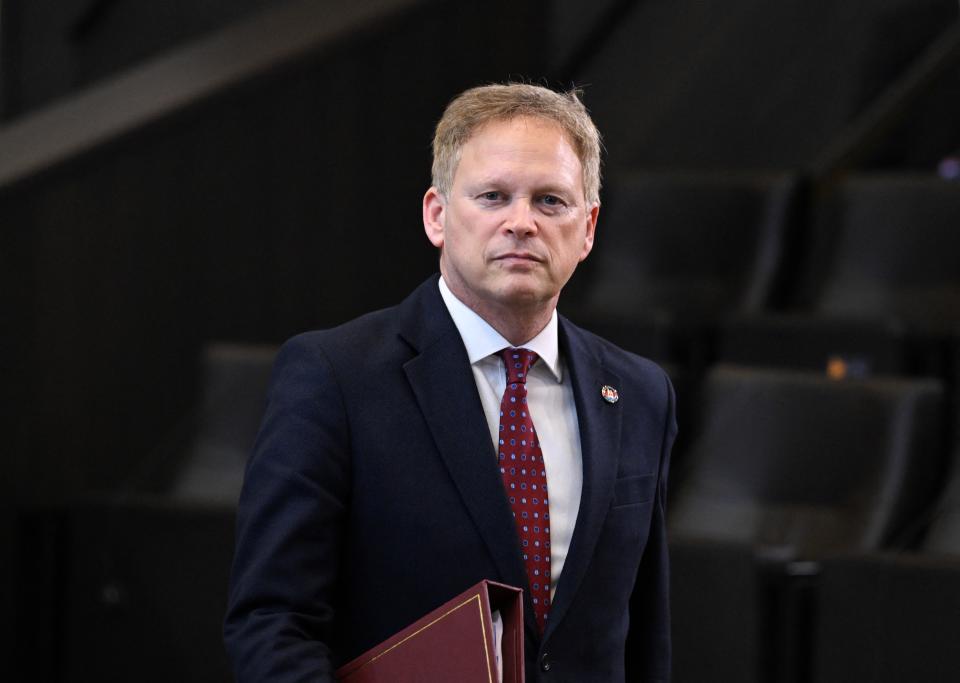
335;580;525;683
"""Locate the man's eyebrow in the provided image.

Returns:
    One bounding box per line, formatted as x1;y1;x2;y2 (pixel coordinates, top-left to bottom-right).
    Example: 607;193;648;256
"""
466;176;576;193
538;184;574;195
466;175;510;188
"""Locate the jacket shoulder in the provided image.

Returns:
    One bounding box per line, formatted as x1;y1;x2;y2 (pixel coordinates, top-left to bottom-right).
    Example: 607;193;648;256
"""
279;304;404;365
561;317;672;391
279;275;446;364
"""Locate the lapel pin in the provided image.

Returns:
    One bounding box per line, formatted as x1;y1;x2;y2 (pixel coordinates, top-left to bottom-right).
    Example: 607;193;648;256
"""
601;385;619;404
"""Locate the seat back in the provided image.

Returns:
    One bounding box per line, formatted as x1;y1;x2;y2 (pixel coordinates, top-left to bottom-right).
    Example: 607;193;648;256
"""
801;174;960;330
169;342;277;503
575;171;801;320
670;365;945;556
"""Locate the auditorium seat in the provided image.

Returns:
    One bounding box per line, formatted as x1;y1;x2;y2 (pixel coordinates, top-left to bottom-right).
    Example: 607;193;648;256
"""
564;170;801;365
668;364;946;683
811;552;960;683
801;174;960;329
167;342;277;503
718;173;960;376
811;433;960;683
13;342;277;681
670;365;946;549
16;500;237;683
811;342;960;683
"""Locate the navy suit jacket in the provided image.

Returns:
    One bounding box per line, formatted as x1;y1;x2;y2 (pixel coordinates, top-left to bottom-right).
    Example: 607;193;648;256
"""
224;275;677;682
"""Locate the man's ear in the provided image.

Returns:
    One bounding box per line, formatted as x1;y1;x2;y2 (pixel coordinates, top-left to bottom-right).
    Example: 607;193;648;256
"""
423;187;446;248
579;202;600;262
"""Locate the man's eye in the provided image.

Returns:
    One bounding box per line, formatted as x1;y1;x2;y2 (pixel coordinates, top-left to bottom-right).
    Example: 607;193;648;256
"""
480;191;502;201
542;195;563;206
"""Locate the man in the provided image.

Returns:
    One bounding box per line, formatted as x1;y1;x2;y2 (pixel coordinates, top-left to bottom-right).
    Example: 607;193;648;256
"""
224;83;676;682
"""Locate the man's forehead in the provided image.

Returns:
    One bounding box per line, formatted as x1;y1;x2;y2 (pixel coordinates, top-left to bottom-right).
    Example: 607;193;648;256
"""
459;118;578;167
467;115;570;145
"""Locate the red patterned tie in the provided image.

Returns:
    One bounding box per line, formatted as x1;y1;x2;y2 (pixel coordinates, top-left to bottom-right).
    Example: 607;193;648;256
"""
497;347;551;633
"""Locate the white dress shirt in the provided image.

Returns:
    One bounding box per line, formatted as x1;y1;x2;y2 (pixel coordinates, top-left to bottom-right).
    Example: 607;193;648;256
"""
438;277;583;599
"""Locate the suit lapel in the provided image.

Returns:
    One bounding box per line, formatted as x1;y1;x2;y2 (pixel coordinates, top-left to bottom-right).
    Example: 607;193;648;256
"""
398;278;531;606
543;318;623;641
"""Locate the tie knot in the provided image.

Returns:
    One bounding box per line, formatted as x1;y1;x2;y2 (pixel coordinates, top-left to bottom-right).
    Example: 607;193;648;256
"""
500;347;539;384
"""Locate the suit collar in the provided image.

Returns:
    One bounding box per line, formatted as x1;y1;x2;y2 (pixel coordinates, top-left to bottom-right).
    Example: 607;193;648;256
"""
437;276;563;381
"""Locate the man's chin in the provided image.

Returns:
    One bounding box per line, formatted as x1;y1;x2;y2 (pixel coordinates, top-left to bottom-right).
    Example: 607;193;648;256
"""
491;280;556;309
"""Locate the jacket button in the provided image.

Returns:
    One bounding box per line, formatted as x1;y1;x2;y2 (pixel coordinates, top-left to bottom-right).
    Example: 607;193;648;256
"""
540;653;551;672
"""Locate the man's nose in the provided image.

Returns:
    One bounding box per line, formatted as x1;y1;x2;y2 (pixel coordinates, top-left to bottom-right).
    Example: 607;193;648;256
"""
504;198;538;237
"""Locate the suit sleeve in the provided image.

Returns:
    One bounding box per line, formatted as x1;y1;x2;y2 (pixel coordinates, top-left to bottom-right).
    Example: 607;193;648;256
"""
224;334;350;683
626;370;677;683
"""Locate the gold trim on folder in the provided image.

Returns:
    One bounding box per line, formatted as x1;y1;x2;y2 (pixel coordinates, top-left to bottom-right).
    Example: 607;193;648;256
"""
346;593;495;683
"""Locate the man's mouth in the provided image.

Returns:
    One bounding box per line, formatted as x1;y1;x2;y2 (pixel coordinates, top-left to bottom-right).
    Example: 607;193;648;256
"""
494;252;543;263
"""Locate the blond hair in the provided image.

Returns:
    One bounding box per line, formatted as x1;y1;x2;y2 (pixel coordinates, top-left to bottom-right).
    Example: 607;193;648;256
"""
431;83;602;205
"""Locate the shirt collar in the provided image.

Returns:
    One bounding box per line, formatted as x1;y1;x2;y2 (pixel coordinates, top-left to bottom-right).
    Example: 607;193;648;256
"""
438;276;562;382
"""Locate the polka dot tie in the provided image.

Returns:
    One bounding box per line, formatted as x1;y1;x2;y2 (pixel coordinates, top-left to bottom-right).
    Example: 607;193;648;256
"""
497;347;551;633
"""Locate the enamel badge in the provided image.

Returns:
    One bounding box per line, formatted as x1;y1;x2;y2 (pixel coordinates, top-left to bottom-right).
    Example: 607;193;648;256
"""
601;385;619;404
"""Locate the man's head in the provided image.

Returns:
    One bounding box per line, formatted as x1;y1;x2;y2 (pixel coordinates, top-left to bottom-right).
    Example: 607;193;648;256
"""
431;83;602;206
423;83;602;343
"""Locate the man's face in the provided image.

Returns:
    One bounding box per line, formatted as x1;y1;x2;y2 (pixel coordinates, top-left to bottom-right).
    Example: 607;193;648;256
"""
423;116;598;319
